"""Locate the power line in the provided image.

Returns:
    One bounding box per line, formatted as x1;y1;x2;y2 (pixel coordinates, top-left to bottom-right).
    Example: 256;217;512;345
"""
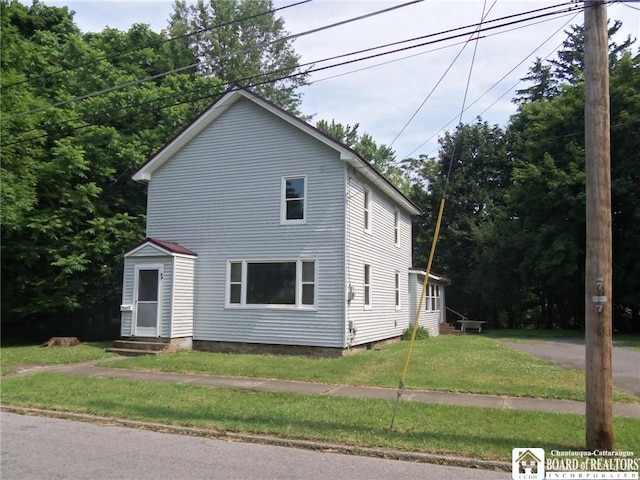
1;0;424;121
2;3;584;147
399;8;583;160
1;0;313;91
388;0;498;149
2;2;580;144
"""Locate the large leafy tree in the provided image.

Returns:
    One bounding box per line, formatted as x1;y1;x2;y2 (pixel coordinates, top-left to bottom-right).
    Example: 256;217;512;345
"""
408;121;514;323
169;0;309;114
1;1;222;338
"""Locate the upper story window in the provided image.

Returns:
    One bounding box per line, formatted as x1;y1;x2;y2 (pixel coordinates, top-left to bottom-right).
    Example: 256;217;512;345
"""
363;186;372;234
281;175;306;224
394;209;400;246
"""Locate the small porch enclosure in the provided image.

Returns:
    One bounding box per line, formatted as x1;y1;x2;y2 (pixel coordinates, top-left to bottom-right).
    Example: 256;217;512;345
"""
120;238;197;343
408;269;449;337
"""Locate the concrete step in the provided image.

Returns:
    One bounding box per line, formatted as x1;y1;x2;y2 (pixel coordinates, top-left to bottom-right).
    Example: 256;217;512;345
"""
111;340;169;352
438;323;461;335
106;347;164;357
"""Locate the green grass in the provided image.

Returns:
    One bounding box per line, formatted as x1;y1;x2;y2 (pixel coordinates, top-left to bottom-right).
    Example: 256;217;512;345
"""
99;336;637;402
0;342;114;375
3;374;639;461
485;329;584;341
486;329;640;351
613;334;640;352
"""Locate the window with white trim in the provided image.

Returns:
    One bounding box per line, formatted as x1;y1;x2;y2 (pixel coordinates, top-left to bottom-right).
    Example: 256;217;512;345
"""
426;284;440;311
364;264;371;308
394;209;399;246
227;260;316;307
394;272;400;309
281;175;306;224
363;186;371;233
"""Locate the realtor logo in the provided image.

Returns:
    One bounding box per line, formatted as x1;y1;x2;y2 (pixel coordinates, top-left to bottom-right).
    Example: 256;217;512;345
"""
512;448;545;480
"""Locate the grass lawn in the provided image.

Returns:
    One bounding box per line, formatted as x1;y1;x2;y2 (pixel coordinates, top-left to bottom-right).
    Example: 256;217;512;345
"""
98;335;638;403
486;329;640;351
0;341;115;375
3;373;639;461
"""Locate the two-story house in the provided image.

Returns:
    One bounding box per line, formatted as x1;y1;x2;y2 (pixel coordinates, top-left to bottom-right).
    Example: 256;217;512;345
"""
118;87;448;356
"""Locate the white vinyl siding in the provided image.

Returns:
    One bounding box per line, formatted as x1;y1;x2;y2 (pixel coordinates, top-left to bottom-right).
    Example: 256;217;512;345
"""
345;173;413;345
146;97;345;347
171;255;196;338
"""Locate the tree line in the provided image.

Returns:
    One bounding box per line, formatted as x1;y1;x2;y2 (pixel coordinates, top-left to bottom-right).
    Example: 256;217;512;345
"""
1;0;638;339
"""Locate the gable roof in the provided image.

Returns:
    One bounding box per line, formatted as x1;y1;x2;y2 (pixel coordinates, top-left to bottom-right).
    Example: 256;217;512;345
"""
132;87;420;215
125;238;198;258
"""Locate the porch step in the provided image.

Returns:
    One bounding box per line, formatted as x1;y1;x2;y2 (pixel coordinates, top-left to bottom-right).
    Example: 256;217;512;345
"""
106;347;164;357
439;323;461;335
106;339;170;356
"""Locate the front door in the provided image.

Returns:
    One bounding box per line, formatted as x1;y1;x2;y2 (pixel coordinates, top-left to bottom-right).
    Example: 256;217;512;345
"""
134;266;162;337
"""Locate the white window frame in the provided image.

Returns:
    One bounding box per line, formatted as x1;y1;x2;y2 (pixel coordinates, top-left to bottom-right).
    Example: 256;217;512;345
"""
426;283;440;311
226;259;317;309
394;271;401;310
364;263;372;310
394;208;400;247
281;175;307;225
363;185;372;234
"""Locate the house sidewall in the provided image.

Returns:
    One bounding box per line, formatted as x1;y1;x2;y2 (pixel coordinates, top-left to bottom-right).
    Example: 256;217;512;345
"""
145;97;346;348
345;169;414;346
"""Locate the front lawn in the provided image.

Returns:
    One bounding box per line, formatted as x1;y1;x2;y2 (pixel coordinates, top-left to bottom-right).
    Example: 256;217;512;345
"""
99;335;637;402
3;373;639;461
0;342;114;375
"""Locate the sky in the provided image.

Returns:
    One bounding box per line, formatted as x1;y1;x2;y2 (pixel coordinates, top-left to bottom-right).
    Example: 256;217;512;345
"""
36;0;639;160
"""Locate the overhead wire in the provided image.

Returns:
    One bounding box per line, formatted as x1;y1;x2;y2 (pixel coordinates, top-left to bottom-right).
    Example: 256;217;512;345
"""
0;0;313;90
387;0;498;148
1;2;585;151
398;7;584;161
1;0;424;121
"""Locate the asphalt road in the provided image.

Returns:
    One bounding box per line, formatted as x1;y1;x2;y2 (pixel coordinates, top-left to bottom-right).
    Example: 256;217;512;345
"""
1;412;508;480
501;338;640;397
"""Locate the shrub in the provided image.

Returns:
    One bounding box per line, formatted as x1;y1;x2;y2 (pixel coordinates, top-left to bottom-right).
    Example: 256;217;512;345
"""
401;326;430;341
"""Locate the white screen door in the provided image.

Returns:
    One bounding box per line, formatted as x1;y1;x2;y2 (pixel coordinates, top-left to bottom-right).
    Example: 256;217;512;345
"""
134;267;161;337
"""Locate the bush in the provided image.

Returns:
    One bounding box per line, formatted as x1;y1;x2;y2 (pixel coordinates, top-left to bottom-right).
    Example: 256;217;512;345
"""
401;326;430;341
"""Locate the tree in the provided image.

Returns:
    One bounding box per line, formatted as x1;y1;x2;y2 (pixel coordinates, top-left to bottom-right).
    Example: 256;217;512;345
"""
169;0;309;114
515;21;635;105
0;1;222;338
315;119;411;194
408;120;514;324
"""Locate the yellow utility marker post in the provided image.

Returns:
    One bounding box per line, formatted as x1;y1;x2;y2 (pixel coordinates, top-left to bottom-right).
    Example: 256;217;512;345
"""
390;197;446;430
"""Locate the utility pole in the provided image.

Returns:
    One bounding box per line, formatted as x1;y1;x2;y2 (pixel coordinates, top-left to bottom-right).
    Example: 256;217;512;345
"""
584;0;613;451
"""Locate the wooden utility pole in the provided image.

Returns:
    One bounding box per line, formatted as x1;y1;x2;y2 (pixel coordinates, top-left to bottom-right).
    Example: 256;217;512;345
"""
584;0;613;451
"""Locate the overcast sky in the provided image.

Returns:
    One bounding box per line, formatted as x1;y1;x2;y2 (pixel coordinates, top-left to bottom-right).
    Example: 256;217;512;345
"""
36;0;639;160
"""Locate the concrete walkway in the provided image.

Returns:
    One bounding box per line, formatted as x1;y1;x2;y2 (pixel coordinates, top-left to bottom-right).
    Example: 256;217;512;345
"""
7;360;640;418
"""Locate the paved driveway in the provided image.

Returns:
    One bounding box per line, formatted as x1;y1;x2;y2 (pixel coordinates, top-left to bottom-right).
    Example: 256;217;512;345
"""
501;338;640;397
